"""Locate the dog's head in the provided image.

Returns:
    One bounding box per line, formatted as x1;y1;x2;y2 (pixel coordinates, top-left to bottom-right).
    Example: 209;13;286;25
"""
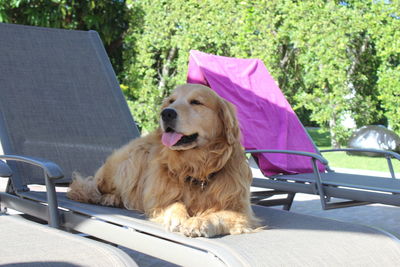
160;84;240;151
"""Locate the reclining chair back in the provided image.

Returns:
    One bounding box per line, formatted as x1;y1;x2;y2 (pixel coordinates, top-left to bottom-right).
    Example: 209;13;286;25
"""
0;23;140;191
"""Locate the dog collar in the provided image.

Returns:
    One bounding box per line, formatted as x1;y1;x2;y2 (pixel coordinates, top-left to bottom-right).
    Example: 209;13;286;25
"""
185;172;217;191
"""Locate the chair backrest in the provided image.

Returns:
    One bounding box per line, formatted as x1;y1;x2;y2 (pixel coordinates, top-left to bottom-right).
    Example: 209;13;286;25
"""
0;23;140;190
0;160;12;178
187;50;326;176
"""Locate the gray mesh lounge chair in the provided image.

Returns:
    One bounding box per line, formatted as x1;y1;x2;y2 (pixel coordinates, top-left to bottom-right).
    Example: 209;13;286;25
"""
0;161;137;267
250;148;400;210
185;50;400;211
1;23;400;266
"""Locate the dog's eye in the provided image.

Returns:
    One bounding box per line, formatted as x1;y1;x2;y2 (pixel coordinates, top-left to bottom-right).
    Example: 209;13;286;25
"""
168;99;175;104
190;99;202;105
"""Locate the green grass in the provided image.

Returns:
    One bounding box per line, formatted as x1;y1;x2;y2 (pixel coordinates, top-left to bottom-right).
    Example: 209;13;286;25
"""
307;128;400;173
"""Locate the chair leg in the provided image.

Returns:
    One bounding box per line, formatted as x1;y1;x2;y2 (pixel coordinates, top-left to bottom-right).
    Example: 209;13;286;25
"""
252;191;296;210
282;193;296;211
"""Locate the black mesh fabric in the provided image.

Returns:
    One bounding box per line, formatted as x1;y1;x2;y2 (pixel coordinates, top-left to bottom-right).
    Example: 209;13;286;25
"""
0;23;140;186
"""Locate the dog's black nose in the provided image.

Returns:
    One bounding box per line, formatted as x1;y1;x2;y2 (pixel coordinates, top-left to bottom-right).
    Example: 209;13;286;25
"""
161;108;177;122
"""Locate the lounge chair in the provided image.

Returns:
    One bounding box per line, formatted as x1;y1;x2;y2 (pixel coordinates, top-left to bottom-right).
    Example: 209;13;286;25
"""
1;23;400;266
0;161;137;267
187;50;400;211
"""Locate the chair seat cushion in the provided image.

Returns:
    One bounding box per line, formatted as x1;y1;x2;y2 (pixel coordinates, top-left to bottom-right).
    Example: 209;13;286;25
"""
0;214;137;267
273;172;400;193
20;191;400;266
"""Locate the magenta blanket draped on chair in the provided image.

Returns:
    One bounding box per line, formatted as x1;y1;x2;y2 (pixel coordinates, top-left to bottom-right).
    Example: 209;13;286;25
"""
187;50;325;176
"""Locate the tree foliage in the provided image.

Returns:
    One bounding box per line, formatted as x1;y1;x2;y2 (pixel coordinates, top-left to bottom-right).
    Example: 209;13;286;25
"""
364;0;400;133
123;0;400;148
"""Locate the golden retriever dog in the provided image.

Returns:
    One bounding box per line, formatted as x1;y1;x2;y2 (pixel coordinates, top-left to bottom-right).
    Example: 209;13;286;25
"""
67;83;259;237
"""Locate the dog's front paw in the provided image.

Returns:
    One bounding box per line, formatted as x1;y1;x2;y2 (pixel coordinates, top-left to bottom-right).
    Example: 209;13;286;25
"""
180;217;218;238
164;214;188;232
151;202;190;233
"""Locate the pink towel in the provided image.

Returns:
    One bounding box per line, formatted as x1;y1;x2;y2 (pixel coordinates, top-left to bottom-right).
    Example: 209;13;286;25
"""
187;50;325;176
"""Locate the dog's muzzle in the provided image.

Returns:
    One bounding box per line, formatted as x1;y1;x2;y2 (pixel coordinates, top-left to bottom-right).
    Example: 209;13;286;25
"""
160;108;198;148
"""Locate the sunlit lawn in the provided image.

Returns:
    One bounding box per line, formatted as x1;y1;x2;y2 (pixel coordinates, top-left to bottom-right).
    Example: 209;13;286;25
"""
307;128;400;173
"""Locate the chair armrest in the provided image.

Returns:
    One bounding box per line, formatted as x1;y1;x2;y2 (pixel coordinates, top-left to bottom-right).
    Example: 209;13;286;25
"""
0;154;63;228
245;149;329;165
246;149;329;205
0;160;12;177
321;148;399;179
320;148;400;161
0;155;63;179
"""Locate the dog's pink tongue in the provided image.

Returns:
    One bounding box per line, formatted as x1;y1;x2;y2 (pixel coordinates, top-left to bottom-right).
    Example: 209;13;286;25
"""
162;132;184;147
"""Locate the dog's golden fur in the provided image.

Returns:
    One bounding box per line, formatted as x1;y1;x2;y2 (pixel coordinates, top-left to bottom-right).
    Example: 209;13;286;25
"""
68;83;259;237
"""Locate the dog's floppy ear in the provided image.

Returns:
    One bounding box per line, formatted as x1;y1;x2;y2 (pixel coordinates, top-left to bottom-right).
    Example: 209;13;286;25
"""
218;98;240;145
